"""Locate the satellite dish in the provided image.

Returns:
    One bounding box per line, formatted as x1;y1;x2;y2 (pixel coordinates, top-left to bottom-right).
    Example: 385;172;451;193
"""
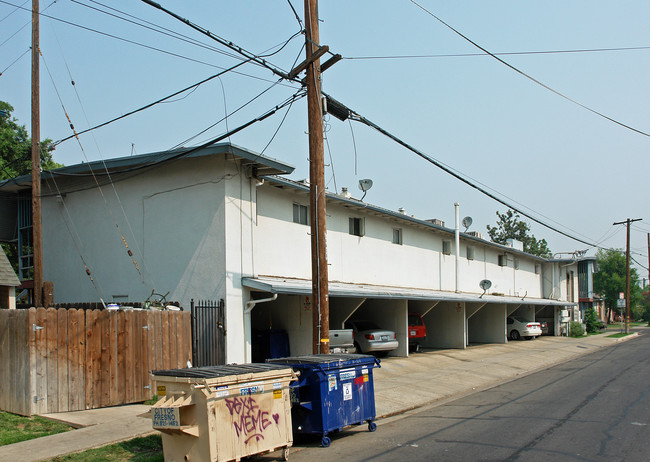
358;179;373;192
358;179;373;200
479;279;492;291
462;216;473;231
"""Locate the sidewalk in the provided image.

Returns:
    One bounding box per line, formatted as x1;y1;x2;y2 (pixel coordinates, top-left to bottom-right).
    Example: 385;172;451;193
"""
0;331;640;461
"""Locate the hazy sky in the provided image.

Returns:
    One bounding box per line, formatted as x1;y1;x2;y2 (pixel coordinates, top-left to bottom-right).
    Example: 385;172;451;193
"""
2;1;649;275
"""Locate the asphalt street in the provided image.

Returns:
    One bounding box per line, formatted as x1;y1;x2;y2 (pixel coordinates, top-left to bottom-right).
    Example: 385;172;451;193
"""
277;332;650;462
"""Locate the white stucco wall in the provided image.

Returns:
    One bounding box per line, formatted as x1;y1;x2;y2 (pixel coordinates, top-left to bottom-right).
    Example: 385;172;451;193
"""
255;184;544;298
42;156;231;308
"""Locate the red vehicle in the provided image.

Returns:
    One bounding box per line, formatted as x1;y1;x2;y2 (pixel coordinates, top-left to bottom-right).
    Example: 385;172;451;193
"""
408;312;427;352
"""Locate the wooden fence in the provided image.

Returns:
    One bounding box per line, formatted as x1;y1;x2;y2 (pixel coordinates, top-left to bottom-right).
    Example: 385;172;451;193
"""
0;308;191;416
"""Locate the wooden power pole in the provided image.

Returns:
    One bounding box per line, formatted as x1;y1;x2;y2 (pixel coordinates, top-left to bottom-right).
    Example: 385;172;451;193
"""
31;0;43;307
613;218;642;334
304;0;329;354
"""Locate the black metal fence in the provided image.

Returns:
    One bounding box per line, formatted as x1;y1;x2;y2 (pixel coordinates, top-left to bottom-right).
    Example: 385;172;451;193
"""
190;299;226;367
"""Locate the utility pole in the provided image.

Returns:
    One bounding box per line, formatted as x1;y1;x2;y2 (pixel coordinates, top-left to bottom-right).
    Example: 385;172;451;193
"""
31;0;43;307
613;218;642;334
304;0;329;354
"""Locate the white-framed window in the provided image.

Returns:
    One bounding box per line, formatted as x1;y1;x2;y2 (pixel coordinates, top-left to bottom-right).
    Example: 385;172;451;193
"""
293;203;309;225
498;255;507;267
392;228;403;245
349;217;365;236
442;240;452;255
466;246;475;260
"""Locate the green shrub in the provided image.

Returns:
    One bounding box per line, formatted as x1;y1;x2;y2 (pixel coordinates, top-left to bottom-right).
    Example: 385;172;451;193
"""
584;307;601;333
569;321;585;337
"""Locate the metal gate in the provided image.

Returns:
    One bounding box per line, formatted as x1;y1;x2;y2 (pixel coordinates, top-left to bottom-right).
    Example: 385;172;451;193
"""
190;299;226;367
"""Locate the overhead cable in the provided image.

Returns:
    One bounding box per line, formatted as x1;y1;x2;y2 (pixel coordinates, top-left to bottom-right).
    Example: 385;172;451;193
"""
335;95;601;249
53;60;251;146
344;45;650;60
140;0;297;83
408;0;650;138
45;90;307;179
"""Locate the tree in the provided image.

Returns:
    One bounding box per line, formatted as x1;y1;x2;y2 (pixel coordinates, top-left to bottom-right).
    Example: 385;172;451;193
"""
1;101;63;274
486;209;552;257
593;248;642;322
0;100;62;180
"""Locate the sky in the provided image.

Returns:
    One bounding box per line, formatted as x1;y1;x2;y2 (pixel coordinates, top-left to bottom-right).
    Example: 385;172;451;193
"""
1;0;649;277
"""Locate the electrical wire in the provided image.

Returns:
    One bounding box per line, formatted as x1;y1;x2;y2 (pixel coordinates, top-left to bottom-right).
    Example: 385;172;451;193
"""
286;0;303;29
168;79;283;150
43;90;307;182
338;95;607;249
49;17;157;289
0;47;29;76
52;59;252;146
0;0;27;22
407;0;650;138
40;48;145;281
343;46;650;60
139;0;297;83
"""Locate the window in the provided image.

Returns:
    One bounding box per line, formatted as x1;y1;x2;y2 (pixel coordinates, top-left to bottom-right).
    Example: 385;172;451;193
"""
535;264;541;274
392;228;403;245
466;246;475;260
498;255;507;267
293;203;308;225
442;240;451;255
514;258;520;270
349;217;365;236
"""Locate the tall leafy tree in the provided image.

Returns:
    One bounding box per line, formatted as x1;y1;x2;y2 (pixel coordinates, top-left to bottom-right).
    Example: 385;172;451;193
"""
0;100;62;180
486;209;552;257
593;248;642;322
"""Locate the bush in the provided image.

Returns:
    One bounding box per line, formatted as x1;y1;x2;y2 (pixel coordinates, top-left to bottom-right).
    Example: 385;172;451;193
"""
584;307;601;333
569;321;585;337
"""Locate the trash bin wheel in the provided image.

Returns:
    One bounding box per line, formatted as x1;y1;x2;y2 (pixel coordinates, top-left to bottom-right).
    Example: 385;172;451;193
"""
321;436;331;448
281;446;290;460
368;421;377;432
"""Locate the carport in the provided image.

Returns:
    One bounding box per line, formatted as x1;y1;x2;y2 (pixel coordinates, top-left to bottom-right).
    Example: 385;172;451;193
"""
242;276;575;360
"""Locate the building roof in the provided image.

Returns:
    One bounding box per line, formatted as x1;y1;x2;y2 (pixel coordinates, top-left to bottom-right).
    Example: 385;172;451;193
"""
0;247;20;287
242;276;575;306
0;143;295;193
263;175;549;262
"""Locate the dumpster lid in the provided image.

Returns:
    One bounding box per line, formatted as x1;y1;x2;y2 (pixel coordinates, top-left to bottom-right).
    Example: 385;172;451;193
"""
267;353;379;368
152;363;292;378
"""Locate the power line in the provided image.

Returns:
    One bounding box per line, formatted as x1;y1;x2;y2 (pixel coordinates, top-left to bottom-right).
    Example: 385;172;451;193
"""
0;47;30;76
52;59;253;146
408;0;650;138
332;95;604;249
343;45;650;60
139;0;297;83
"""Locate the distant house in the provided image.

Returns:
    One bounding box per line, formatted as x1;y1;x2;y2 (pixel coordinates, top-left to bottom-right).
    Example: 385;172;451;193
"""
0;143;577;362
0;247;20;309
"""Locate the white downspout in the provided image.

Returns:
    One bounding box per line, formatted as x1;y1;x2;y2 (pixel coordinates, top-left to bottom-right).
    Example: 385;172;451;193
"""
455;202;460;293
244;294;278;362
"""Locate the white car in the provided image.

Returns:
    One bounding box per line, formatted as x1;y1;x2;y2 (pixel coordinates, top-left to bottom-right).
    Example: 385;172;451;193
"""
344;320;399;355
507;316;542;340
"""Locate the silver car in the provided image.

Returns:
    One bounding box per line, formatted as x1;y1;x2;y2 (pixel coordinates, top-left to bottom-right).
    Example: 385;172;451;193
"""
345;320;399;354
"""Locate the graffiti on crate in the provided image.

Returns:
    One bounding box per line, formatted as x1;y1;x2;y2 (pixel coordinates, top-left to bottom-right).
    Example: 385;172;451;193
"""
224;396;281;444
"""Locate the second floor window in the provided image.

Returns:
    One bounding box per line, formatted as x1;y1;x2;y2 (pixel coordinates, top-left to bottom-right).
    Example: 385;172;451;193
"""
293;203;308;225
392;228;403;245
349;217;365;236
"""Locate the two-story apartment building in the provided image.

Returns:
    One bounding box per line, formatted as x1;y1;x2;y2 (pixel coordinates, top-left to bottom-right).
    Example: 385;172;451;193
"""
0;143;577;362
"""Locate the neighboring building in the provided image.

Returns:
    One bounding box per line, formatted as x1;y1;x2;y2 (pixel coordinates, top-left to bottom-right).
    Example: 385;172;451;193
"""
0;246;20;309
0;143;577;362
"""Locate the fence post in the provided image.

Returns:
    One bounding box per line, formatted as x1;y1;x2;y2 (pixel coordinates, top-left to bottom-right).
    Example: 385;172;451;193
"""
190;299;197;367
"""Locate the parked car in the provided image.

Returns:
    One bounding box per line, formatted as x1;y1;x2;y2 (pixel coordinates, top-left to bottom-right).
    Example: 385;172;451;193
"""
344;320;399;355
539;320;548;335
408;312;426;353
507;316;542;340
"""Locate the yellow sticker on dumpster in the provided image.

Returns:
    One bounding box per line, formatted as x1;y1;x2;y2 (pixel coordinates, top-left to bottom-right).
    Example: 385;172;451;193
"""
157;385;166;396
273;389;283;399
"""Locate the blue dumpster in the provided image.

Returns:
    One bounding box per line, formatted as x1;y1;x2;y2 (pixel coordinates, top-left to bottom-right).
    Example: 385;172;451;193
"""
267;354;380;447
